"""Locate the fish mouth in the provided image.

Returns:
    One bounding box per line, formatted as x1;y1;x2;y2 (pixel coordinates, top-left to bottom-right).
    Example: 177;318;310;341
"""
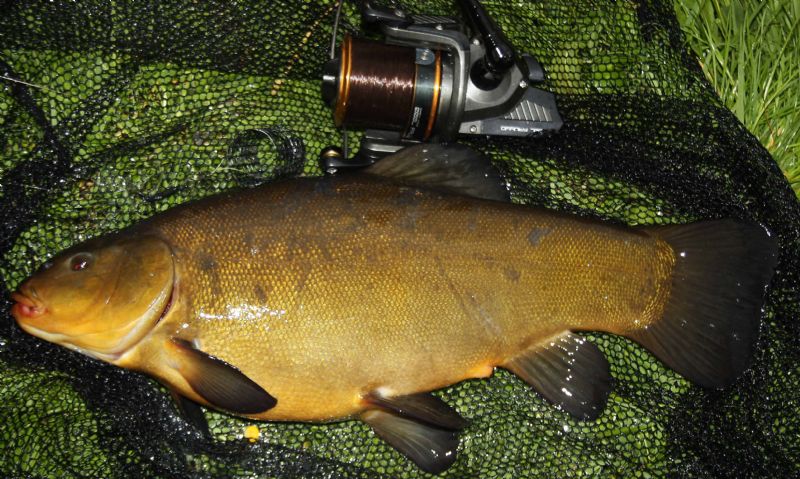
10;290;46;319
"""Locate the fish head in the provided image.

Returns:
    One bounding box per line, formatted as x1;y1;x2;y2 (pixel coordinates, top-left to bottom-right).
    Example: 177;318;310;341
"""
11;234;174;362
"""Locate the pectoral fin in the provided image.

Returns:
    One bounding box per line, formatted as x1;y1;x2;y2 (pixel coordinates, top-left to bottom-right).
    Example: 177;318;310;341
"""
361;409;460;474
170;389;210;437
504;332;612;420
166;338;276;414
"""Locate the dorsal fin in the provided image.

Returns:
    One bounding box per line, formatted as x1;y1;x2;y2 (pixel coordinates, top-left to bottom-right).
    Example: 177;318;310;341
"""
364;143;510;202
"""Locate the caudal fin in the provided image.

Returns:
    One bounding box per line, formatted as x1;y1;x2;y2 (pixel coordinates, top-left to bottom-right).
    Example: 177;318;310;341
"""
629;220;778;388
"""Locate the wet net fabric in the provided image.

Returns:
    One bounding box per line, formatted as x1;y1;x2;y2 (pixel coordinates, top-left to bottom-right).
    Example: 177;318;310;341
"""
1;0;798;477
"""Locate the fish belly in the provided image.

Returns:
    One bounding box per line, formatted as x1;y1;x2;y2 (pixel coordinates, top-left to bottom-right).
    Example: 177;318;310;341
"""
146;175;673;421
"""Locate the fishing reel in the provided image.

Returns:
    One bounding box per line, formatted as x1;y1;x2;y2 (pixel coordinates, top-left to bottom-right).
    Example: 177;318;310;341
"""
319;0;563;172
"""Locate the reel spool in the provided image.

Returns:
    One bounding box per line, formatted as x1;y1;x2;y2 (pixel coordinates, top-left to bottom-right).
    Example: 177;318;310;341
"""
323;35;444;142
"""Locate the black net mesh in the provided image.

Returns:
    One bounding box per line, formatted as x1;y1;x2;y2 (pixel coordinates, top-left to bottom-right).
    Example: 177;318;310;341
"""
1;0;798;478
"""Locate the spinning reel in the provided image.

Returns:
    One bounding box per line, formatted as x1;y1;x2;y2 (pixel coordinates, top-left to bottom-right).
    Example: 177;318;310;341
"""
319;0;562;172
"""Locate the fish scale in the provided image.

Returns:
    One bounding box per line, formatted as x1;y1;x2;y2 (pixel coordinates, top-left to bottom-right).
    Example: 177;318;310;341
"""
126;173;672;421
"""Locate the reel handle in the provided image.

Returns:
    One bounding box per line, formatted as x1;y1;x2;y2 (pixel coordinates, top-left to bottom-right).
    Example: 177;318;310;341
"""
457;0;515;89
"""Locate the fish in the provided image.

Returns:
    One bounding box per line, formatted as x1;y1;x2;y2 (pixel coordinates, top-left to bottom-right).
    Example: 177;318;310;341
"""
10;144;778;473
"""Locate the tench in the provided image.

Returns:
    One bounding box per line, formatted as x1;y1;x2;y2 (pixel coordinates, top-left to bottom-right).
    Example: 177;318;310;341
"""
10;144;777;473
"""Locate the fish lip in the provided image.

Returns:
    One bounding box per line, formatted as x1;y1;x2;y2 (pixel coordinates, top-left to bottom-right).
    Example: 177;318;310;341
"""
10;291;46;318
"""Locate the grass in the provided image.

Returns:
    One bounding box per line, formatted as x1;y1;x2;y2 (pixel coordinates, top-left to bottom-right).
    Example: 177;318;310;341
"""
674;0;800;198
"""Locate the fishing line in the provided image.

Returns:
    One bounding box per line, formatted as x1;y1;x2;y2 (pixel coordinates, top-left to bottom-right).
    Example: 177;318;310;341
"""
330;0;344;60
0;75;49;91
334;36;418;132
329;0;350;159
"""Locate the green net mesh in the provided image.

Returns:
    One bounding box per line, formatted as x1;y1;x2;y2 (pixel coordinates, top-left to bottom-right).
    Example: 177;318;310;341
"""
1;0;798;477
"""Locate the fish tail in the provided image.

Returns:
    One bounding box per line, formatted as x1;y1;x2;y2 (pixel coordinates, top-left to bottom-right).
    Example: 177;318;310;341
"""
628;219;778;388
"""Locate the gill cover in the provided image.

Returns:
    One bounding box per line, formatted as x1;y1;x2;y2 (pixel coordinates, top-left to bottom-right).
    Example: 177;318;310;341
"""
12;234;174;361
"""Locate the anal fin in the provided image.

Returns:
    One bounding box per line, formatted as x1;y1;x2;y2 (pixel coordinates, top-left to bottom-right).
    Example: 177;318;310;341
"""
166;338;277;414
504;332;612;420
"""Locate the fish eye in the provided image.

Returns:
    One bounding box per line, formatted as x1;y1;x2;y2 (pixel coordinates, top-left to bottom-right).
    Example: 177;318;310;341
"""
70;253;93;271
